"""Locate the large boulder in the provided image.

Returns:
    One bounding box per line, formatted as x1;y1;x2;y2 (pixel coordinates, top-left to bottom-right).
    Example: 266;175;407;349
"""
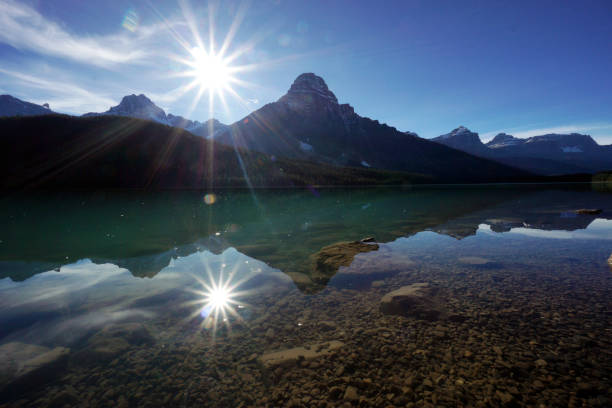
310;239;379;284
380;283;442;321
0;342;70;401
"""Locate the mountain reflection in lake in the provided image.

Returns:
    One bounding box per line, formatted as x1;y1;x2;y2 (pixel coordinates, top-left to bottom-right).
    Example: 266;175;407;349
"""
1;186;611;407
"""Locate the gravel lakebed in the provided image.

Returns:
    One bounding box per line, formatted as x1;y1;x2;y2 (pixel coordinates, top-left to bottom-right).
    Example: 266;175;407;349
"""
4;244;611;408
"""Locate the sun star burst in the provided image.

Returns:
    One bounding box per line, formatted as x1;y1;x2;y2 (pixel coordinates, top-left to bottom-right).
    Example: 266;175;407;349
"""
187;47;233;92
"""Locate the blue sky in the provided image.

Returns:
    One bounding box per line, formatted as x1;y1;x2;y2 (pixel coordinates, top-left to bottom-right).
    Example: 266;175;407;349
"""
1;0;611;143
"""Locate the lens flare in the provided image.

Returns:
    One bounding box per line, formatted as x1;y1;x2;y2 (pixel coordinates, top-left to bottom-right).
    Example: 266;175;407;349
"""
203;193;216;205
122;9;139;32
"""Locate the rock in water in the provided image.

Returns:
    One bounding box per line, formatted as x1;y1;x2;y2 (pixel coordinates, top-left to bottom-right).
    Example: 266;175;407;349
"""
286;272;313;286
76;323;155;363
259;341;344;367
0;342;70;400
575;208;603;215
380;282;442;321
344;386;359;401
458;256;490;265
310;240;379;284
608;254;612;269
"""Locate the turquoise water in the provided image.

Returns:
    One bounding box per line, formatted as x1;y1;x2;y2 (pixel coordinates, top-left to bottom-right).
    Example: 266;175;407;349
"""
0;186;611;407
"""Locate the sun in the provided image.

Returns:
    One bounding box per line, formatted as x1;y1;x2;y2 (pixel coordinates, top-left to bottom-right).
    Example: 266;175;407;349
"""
189;47;232;92
153;0;260;124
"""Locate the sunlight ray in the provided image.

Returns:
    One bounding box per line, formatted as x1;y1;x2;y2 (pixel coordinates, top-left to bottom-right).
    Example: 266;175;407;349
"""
218;1;249;58
179;0;206;52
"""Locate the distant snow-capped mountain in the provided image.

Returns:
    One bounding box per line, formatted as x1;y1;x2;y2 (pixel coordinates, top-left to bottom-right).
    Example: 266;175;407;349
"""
83;94;228;138
432;126;488;155
0;95;54;117
485;132;600;153
432;127;612;175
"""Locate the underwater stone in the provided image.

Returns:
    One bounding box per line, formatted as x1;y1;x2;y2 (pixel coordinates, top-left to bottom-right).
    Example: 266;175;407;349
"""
380;282;442;321
259;341;344;367
310;240;379;284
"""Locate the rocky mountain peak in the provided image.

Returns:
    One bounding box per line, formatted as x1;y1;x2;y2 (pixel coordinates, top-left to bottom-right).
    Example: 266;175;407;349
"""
432;126;487;155
111;94;159;112
486;133;521;148
107;94;166;122
435;126;479;141
492;132;514;141
279;73;339;106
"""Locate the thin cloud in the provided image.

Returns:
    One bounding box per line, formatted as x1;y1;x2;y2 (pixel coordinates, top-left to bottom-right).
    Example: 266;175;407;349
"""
0;0;162;68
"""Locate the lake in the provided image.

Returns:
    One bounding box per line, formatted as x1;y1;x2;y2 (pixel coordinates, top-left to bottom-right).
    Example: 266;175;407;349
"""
1;185;611;407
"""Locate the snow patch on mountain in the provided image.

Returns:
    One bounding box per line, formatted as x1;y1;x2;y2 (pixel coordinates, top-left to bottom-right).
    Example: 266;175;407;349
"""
486;133;522;148
299;141;313;152
562;146;582;153
436;126;471;140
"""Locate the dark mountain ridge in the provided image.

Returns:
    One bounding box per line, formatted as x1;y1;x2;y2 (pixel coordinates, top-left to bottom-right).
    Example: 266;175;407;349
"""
214;73;532;183
0;95;53;117
0;114;437;190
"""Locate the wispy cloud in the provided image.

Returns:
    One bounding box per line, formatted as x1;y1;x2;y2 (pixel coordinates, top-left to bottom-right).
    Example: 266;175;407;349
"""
0;67;116;113
481;123;612;142
0;0;165;68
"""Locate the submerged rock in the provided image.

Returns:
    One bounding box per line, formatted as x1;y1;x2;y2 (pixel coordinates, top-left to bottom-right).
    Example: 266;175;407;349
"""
344;385;359;401
0;342;70;400
286;272;313;286
76;323;155;363
310;240;379;284
380;282;442;321
458;256;491;265
574;208;603;215
259;341;344;367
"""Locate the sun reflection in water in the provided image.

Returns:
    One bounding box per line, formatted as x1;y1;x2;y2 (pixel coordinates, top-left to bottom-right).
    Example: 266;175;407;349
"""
184;257;254;338
202;286;231;317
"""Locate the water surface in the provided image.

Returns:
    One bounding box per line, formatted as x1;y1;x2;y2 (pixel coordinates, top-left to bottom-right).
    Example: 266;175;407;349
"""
1;186;611;407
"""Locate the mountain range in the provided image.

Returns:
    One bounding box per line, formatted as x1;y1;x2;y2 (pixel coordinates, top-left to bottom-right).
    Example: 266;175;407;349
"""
0;73;610;188
211;73;530;182
82;93;229;139
0;114;442;190
433;126;612;175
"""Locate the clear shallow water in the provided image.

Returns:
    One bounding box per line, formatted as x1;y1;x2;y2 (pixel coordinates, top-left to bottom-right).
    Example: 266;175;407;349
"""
0;186;611;407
